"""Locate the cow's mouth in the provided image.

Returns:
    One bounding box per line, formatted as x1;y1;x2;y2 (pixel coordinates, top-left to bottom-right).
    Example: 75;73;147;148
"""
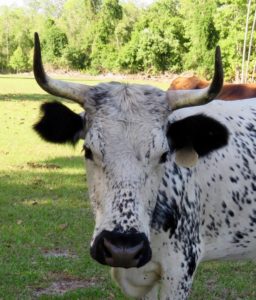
90;229;152;268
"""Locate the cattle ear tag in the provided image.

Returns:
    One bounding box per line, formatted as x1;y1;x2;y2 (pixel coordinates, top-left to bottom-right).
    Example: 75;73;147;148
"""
175;146;199;168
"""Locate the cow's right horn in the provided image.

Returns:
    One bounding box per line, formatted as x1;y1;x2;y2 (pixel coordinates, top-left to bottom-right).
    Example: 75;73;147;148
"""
33;32;90;106
167;46;223;110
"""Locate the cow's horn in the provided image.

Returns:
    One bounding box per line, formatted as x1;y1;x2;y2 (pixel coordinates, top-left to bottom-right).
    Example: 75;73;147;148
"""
167;46;223;110
33;32;90;106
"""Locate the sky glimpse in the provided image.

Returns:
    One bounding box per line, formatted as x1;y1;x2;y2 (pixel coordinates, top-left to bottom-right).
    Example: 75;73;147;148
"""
0;0;155;8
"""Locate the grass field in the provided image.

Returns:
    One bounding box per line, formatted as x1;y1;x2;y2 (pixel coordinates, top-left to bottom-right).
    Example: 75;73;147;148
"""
0;75;255;299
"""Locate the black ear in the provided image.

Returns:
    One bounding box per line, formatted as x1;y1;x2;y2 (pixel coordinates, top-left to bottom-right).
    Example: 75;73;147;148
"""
167;114;229;157
33;102;85;144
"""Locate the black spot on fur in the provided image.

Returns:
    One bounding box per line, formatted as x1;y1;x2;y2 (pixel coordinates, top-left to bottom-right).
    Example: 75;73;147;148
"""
228;210;234;217
34;102;84;144
159;151;169;164
187;250;196;276
83;146;93;160
167;114;229;156
152;191;180;238
222;201;227;209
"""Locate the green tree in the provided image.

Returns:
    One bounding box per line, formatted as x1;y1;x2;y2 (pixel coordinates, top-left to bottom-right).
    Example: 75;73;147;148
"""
2;0;256;78
9;46;29;72
119;0;187;73
214;0;254;80
114;2;140;47
90;0;123;72
0;6;33;72
41;19;68;66
61;46;90;69
59;0;98;69
60;0;96;47
179;0;219;77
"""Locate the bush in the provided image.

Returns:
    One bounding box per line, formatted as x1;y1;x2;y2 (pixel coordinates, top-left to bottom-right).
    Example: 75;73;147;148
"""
9;46;30;72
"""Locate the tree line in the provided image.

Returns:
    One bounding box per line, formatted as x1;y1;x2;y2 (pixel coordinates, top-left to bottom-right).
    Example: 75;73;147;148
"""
0;0;255;81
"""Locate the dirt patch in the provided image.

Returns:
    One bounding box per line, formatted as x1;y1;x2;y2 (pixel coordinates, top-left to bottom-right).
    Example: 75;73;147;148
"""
42;248;78;259
27;162;61;169
33;276;98;296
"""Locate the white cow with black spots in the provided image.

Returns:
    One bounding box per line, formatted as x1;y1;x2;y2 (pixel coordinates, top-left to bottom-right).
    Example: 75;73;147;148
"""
32;33;256;300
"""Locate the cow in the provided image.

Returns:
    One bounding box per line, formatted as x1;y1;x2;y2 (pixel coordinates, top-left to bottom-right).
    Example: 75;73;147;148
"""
32;32;256;300
170;75;256;101
170;75;209;90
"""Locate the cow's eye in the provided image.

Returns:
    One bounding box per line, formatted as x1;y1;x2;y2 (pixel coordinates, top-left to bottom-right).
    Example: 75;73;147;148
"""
159;151;168;164
83;146;93;160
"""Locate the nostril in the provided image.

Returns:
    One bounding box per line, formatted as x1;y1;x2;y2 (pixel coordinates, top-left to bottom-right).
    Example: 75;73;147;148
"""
130;241;144;259
102;241;112;258
103;238;113;258
134;246;144;260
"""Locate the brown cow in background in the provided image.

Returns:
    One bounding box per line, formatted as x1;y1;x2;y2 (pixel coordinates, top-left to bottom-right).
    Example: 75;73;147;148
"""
170;75;209;90
169;75;256;100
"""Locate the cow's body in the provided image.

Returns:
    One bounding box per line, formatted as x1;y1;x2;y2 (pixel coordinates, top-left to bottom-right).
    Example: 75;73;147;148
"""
112;98;256;299
32;34;256;299
170;75;256;101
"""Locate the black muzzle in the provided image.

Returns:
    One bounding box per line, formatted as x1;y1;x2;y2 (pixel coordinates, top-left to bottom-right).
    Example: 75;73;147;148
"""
90;229;152;268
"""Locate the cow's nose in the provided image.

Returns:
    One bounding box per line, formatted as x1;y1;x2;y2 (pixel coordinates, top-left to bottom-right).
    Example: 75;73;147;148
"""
90;230;152;268
103;237;144;267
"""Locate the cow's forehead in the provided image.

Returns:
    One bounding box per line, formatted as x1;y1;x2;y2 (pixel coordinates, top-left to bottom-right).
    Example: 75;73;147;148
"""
85;113;169;162
84;83;170;159
85;82;169;118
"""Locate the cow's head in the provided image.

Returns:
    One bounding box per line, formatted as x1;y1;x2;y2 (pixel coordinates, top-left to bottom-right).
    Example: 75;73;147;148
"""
33;33;228;268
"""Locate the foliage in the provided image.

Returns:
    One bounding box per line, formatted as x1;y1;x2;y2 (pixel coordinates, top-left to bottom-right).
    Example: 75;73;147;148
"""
119;0;187;73
214;0;256;81
41;19;68;66
0;0;256;79
9;46;30;72
90;0;123;72
61;46;90;69
179;0;219;77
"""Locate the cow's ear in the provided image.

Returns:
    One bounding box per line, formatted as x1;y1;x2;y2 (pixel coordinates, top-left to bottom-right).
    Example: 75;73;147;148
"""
33;102;85;144
167;114;229;168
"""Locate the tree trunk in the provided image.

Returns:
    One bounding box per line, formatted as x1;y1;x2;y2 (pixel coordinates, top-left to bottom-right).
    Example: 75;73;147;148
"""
245;8;256;82
241;0;252;83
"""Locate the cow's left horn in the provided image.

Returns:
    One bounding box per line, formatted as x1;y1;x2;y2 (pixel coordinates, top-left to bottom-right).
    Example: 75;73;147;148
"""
167;46;223;110
33;32;90;106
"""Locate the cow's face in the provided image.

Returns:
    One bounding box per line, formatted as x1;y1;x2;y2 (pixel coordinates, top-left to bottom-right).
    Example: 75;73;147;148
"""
33;33;225;268
34;83;170;268
83;84;170;268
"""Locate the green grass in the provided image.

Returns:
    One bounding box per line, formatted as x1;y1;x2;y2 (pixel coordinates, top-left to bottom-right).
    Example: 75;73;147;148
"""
0;75;255;299
0;75;126;299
